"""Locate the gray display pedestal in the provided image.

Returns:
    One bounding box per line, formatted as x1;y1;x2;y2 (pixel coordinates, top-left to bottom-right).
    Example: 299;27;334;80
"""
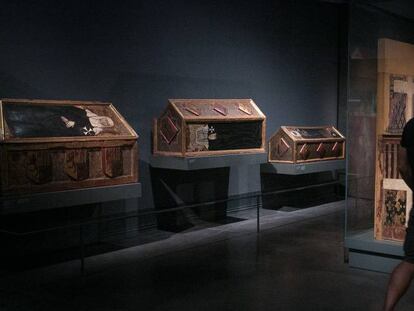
0;183;142;273
345;229;403;273
150;153;267;194
260;159;345;212
261;159;345;175
150;153;267;231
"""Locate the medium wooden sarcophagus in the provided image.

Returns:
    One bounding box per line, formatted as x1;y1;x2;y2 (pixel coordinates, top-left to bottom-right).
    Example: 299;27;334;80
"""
0;99;138;195
153;99;266;156
268;126;345;163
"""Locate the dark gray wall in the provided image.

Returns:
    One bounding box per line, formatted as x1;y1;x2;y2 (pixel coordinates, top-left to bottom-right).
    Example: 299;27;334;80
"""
0;0;341;207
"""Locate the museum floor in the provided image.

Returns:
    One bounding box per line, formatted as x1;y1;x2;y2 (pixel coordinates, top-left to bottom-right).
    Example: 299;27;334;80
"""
1;201;414;311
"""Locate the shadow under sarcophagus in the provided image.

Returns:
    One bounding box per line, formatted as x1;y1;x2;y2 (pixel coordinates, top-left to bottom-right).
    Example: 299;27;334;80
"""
150;166;231;232
260;171;344;211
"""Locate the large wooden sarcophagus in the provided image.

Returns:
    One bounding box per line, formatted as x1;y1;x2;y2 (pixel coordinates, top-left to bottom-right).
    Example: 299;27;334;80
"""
153;99;266;156
268;126;345;163
0;99;138;195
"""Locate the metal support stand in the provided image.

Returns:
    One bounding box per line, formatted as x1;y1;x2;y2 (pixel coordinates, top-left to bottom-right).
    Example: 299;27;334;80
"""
257;194;261;233
97;202;103;243
80;225;85;274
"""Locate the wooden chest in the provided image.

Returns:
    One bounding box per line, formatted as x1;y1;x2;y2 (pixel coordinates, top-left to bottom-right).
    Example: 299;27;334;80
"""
268;126;345;163
0;99;138;195
153;99;266;157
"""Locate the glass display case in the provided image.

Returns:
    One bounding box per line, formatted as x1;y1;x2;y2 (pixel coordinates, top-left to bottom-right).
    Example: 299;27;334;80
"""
345;2;414;272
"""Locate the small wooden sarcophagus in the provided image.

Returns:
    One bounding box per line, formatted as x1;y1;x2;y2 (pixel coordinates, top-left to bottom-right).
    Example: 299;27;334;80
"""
0;99;138;195
268;126;345;163
153;99;266;156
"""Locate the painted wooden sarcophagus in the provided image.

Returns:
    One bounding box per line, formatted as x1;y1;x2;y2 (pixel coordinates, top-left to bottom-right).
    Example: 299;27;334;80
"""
375;136;412;241
268;126;345;163
153;99;266;156
0;99;138;195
